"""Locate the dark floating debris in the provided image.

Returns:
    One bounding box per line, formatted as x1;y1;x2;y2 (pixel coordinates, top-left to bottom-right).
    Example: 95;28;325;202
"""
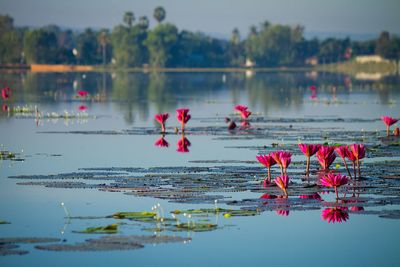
35;235;191;252
0;237;61;256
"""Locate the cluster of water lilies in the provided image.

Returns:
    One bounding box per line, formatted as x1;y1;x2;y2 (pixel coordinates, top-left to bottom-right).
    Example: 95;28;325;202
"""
153;108;192;152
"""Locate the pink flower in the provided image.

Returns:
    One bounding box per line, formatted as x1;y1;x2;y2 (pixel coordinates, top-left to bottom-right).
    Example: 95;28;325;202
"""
2;104;8;112
381;116;398;127
77;90;89;97
320;173;348;199
155;113;169;133
298;144;320;157
316;146;336;170
176;108;191;132
78;105;87;111
335;146;349;159
155;136;169;147
381;116;398;136
309;85;316;91
321;207;349;223
235;105;252;120
274;175;289;197
1;87;10;100
256;154;276;168
177;136;191;153
270;151;292;175
349;144;365;160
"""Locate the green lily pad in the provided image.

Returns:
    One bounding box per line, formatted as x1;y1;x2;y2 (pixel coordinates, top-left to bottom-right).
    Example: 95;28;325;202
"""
111;211;157;222
74;224;119;234
175;222;218;232
0;220;10;224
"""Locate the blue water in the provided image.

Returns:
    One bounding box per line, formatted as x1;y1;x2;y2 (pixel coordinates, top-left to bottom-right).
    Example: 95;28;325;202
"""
0;71;399;266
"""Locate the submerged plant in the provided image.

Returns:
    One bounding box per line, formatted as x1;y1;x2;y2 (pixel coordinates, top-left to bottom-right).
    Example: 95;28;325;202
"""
320;173;349;199
298;143;320;177
381;116;398;137
155;113;169;133
176;108;191;132
256;154;276;185
274;175;289;197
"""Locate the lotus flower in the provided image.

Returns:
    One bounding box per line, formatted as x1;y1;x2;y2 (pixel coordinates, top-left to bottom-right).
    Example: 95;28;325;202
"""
155;136;169;147
381;116;398;136
77;90;89;97
274;175;289;197
240;120;250;128
256;154;276;185
309;85;316;91
346;150;357;179
78;105;87;111
349;144;365;178
2;104;8;112
320;173;349;199
155;113;169;133
321;207;349;223
177;135;191;153
335;146;352;179
176;108;191;132
235;105;252;120
316;146;336;170
270;151;292;175
298;144;321;176
1;87;10;100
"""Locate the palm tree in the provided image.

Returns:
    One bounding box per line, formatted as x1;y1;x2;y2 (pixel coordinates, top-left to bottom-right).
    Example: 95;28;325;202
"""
231;28;240;45
123;11;135;27
138;16;149;31
153;6;166;24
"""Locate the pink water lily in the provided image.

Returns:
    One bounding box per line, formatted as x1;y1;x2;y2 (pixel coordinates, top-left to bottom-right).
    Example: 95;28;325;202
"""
335;146;352;179
1;87;10;100
346;150;358;179
381;116;398;136
274;175;289;197
235;105;252;120
78;105;87;111
321;207;349;224
270;151;292;175
350;206;364;212
256;154;276;184
176;108;191;132
260;193;277;199
155;136;169;147
155;113;169;133
177;135;191;153
298;144;321;176
276;210;289;216
77;90;89;97
316;146;336;170
349;144;365;178
320;173;349;199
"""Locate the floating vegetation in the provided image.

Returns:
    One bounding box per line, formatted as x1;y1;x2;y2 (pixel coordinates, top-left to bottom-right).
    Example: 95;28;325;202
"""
0;237;61;256
111;211;157;222
175;222;218;232
0;150;24;161
0;220;10;224
74;224;119;234
35;235;190;252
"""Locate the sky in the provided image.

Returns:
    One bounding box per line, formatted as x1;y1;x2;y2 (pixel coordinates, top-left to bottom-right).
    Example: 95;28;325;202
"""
1;0;399;37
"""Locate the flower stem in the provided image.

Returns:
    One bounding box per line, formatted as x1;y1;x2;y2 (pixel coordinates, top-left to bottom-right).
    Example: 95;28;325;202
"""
306;156;310;177
387;125;390;137
353;162;357;179
267;167;271;182
342;158;352;179
357;159;361;178
334;187;338;200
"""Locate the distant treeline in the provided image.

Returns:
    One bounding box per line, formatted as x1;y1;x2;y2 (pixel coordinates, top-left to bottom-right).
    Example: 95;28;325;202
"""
0;7;399;68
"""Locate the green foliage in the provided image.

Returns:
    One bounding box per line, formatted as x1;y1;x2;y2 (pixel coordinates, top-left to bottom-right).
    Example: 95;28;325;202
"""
77;28;102;65
123;11;135;27
23;29;59;64
145;23;178;67
111;25;148;67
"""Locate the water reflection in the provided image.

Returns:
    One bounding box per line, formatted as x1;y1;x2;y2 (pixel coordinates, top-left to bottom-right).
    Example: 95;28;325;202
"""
1;71;400;123
321;207;349;224
154;135;169;148
177;134;191;153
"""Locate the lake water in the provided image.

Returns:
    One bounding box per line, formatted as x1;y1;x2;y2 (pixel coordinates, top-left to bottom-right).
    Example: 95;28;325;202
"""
0;71;399;266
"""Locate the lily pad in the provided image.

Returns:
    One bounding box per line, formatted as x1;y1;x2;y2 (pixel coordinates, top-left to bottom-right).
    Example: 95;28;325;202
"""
74;224;119;234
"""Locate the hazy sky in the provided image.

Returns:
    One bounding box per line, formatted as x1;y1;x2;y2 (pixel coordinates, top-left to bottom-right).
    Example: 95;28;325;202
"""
1;0;399;36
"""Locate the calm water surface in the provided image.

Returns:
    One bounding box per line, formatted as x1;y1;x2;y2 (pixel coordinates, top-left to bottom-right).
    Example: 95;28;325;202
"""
0;71;399;266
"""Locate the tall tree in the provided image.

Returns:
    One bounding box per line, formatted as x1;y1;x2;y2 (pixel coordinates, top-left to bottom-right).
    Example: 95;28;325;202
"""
138;16;149;31
145;23;178;67
123;11;135;27
153;6;166;24
23;29;58;64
